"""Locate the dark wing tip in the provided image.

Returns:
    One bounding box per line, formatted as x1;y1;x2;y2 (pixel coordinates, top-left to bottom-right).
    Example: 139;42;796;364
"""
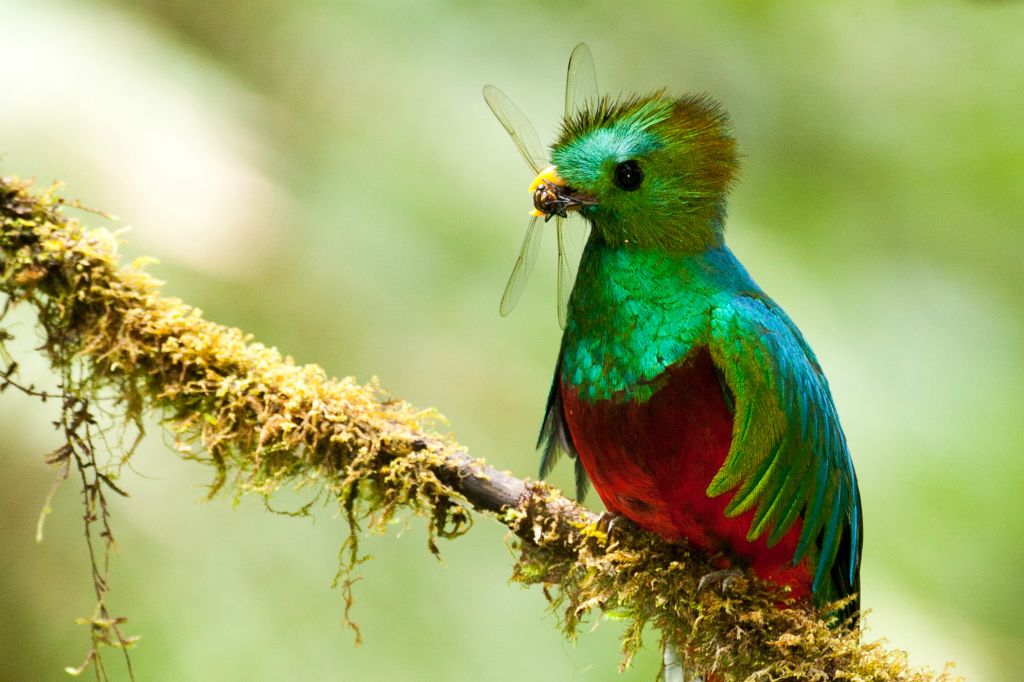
536;358;588;500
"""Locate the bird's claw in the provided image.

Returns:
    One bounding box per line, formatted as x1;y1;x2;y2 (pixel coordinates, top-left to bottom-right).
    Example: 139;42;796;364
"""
593;511;628;541
697;567;743;595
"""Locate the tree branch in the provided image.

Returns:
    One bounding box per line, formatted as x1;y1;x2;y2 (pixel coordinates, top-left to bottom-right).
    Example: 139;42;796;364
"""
0;176;958;681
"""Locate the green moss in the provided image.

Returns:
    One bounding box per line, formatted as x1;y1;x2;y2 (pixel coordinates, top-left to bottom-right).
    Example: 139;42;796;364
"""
0;177;959;681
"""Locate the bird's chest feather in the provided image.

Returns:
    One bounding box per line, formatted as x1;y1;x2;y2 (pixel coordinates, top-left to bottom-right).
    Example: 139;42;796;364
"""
562;349;810;596
562;347;733;546
560;244;811;595
560;245;713;403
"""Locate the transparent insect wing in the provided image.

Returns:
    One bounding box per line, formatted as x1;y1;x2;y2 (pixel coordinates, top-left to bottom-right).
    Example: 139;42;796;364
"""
565;43;599;118
555;214;589;329
482;85;547;174
554;43;597;329
499;215;544;317
556;217;570;329
486;46;598;324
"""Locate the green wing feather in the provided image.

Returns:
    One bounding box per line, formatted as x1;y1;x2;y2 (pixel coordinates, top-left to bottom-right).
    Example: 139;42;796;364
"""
708;294;860;592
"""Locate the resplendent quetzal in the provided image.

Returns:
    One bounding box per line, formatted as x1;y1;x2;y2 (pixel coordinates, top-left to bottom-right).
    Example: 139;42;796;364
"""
485;44;862;627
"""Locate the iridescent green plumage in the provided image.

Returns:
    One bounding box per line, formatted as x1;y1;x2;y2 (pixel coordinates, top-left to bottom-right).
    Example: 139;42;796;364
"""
542;88;860;610
487;46;862;616
549;235;860;599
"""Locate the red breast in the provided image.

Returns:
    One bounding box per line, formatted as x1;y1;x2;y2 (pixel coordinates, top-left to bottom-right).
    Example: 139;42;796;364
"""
561;347;812;598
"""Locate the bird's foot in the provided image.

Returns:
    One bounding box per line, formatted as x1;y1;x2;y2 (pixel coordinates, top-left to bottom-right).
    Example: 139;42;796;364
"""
697;567;743;595
593;511;629;542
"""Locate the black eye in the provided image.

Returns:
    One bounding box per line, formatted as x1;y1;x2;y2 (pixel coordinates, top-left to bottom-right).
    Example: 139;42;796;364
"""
613;160;643;191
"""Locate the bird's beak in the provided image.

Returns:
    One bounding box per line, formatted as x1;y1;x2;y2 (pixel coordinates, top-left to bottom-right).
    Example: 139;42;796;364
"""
528;165;594;219
529;166;566;193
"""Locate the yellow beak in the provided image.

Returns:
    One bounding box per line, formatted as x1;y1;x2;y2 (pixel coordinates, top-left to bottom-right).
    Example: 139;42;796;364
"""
528;165;566;217
529;165;565;192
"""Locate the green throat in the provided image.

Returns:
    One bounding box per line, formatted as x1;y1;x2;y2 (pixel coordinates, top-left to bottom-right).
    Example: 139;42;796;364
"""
560;237;759;404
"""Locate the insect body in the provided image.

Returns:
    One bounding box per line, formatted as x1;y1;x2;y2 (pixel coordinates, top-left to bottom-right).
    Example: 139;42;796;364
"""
530;165;592;222
532;178;567;220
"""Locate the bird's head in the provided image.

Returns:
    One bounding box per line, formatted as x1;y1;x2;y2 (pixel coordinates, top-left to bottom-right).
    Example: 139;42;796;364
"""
535;92;739;253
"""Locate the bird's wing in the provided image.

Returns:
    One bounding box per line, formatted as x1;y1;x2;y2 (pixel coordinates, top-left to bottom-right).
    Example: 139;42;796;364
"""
708;294;861;594
537;347;590;502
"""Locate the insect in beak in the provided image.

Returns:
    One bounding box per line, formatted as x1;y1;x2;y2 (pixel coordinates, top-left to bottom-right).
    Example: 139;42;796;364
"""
529;165;595;221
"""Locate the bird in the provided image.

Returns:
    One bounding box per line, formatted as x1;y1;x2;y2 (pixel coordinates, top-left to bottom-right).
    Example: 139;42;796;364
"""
485;44;862;677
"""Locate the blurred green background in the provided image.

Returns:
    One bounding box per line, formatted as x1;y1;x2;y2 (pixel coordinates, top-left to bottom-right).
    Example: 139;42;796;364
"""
1;1;1022;680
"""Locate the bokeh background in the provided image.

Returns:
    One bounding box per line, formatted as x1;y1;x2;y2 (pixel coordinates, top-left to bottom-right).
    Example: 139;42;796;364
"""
1;1;1021;680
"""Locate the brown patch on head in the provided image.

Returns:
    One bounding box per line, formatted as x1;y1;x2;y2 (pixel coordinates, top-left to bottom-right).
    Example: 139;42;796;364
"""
668;94;740;201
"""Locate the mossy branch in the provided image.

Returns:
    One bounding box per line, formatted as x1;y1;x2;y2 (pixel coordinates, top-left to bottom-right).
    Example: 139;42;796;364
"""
0;176;958;681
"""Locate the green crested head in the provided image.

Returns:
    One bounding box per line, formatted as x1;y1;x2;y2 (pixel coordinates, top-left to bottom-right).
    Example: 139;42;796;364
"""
550;92;739;253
